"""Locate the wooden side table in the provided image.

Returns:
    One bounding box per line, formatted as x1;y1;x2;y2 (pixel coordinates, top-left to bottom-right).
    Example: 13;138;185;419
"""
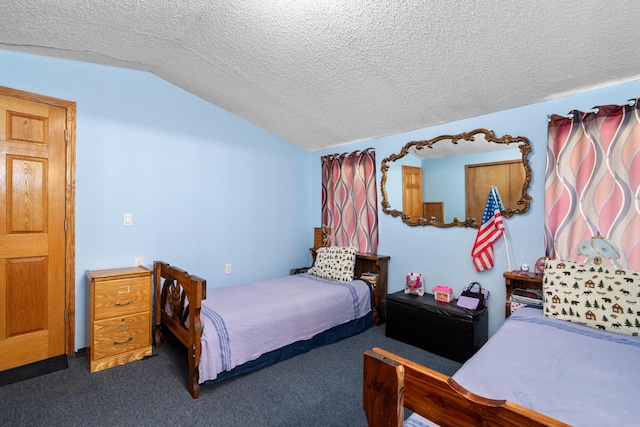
503;271;543;318
352;253;390;326
87;266;153;372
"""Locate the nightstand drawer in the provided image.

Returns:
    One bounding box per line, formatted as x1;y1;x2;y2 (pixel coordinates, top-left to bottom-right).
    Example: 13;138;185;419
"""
93;277;151;320
92;312;151;359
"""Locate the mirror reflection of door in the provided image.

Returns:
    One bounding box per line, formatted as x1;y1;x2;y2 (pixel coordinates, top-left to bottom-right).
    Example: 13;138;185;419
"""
465;160;524;223
402;165;423;221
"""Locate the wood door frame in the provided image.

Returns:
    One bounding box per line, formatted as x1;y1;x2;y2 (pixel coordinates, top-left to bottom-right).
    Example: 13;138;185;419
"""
1;86;76;355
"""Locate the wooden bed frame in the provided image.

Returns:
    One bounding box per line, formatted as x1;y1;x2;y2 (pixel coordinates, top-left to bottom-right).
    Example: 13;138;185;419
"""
153;261;206;399
362;347;569;427
153;258;385;399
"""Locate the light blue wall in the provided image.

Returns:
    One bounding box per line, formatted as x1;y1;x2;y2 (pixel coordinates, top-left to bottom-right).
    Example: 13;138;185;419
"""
1;50;313;350
4;48;640;348
312;78;640;336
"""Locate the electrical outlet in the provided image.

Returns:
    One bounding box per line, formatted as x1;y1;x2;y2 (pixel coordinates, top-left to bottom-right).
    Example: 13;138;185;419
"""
123;213;133;226
225;263;232;274
135;257;144;267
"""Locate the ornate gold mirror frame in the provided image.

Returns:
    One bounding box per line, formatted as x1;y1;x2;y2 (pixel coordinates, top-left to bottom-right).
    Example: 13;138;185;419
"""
380;128;532;228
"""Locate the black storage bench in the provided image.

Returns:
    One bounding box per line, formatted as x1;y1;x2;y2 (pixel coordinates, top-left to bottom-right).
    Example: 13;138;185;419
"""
386;291;488;363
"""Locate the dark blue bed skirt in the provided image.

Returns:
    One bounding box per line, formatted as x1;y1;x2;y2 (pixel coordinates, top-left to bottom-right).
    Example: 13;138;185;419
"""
205;312;374;385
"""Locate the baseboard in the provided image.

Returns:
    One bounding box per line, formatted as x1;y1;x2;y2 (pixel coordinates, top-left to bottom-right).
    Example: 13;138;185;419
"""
0;355;69;387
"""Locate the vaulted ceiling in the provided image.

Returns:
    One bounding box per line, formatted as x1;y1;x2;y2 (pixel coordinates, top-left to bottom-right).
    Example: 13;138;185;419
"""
3;1;640;151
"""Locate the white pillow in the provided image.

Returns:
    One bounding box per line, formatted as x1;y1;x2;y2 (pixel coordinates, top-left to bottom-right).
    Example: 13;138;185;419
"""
307;246;357;282
543;259;640;336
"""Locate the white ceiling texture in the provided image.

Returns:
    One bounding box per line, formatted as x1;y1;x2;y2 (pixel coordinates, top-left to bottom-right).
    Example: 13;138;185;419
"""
2;1;640;152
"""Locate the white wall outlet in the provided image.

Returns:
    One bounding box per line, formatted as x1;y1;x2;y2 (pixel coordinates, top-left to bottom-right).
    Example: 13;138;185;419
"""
225;263;232;274
123;213;133;226
135;257;144;267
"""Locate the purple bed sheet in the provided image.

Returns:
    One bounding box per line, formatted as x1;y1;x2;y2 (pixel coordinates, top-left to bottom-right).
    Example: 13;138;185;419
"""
198;273;371;383
408;306;640;426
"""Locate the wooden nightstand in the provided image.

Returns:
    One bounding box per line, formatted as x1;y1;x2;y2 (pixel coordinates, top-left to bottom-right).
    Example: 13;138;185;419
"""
87;266;153;372
503;271;543;318
353;253;390;326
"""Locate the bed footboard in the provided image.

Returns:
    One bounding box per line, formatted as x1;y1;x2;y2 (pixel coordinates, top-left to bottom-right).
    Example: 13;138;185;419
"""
363;348;568;427
154;261;206;399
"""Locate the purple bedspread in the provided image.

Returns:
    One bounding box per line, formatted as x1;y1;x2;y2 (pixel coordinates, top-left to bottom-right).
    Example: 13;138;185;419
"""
407;307;640;426
198;273;371;383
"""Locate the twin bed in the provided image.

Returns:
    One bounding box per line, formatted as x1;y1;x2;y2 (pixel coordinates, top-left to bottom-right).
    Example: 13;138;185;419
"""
153;250;640;425
153;246;383;399
364;259;640;426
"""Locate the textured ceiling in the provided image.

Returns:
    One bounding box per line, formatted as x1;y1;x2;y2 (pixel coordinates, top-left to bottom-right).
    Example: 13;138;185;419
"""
2;1;640;151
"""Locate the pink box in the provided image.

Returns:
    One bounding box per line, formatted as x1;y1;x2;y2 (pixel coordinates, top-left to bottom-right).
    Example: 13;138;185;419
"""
433;285;453;303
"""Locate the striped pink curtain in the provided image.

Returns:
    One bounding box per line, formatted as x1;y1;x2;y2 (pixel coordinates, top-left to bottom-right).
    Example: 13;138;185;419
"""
321;148;378;254
545;99;640;270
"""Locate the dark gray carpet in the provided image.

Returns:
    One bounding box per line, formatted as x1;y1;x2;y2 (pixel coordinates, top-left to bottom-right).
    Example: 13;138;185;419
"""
0;325;460;426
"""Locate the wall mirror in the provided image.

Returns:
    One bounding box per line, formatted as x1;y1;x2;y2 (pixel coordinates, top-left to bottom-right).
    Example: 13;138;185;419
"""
380;128;532;228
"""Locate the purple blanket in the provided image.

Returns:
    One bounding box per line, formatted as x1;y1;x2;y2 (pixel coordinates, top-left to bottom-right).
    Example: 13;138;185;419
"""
198;273;371;382
407;307;640;426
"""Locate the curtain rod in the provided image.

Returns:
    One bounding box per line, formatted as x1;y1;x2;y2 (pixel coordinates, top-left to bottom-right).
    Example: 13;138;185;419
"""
321;147;374;160
547;99;636;122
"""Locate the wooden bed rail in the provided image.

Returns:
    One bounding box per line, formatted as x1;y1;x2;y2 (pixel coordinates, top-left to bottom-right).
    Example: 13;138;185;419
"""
363;348;568;427
153;261;206;399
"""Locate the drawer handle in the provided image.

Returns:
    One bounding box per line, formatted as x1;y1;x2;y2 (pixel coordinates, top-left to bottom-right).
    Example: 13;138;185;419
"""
114;300;133;307
118;285;130;294
114;337;133;346
116;323;129;333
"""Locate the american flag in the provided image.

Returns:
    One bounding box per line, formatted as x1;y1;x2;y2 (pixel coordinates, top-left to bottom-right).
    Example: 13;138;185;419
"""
471;187;505;272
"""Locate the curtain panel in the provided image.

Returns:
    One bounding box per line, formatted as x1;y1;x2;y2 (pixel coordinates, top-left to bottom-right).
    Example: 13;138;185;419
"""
321;148;378;254
545;99;640;270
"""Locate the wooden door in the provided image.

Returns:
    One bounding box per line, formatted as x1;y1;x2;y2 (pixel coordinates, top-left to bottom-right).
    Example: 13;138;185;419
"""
402;166;423;222
465;160;524;224
0;89;71;370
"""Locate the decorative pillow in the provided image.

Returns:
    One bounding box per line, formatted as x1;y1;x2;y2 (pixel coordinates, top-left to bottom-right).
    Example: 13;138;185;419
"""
543;259;640;336
308;246;357;282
